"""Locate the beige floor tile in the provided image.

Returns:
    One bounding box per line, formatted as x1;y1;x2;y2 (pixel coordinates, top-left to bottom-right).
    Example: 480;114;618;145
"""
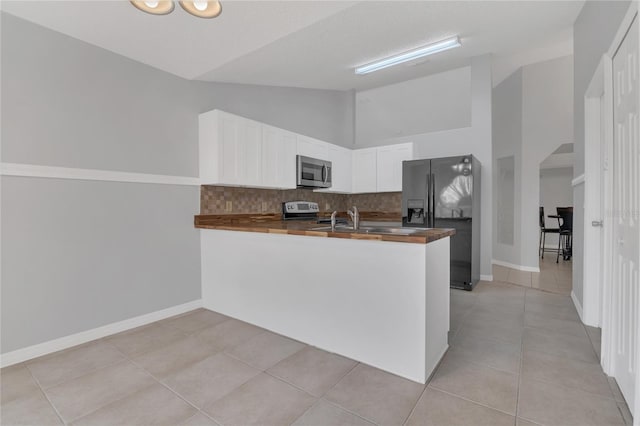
507;269;532;287
525;289;573;307
0;389;63;425
475;280;527;297
523;328;599;364
179;412;220;426
159;309;231;335
518;379;625;426
429;358;518;415
525;300;580;322
531;274;560;292
455;315;525;345
204;373;316;426
524;311;588;338
132;335;220;379
324;364;424;426
405;387;515;426
194;319;265;352
71;383;196;425
466;304;525;324
225;331;306;370
492;265;510;282
292;399;374;426
521;350;613;398
106;323;188;357
44;361;155;423
447;333;521;374
0;365;40;404
163;353;260;408
27;341;126;389
516;417;542;426
268;347;357;397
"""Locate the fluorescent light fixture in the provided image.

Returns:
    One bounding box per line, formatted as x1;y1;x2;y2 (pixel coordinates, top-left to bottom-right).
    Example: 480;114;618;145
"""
355;36;461;75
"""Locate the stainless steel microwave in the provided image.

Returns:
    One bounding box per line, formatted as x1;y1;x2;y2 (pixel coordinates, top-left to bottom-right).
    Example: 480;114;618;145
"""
296;155;332;189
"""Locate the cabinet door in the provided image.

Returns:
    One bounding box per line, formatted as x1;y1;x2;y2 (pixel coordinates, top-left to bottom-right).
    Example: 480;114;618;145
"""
377;143;413;192
240;119;263;187
262;125;297;189
219;112;242;184
316;144;352;193
352;148;377;193
297;135;329;160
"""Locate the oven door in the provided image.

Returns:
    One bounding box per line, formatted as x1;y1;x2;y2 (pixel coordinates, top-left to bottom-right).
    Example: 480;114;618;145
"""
297;155;332;188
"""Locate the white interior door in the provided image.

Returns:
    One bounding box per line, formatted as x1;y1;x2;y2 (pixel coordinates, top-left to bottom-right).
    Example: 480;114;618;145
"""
611;14;639;414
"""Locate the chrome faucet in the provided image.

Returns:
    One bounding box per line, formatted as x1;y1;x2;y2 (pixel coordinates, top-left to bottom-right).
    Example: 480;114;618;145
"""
330;211;338;231
347;206;360;230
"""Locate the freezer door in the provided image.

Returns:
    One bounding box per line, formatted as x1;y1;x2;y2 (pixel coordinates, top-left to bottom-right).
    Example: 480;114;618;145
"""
431;156;474;288
402;160;430;227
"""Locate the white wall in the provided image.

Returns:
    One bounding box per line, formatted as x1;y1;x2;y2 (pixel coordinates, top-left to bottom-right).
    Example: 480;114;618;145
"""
540;167;574;247
491;55;573;271
520;55;574;269
353;57;493;279
0;13;355;355
492;69;523;267
355;66;471;146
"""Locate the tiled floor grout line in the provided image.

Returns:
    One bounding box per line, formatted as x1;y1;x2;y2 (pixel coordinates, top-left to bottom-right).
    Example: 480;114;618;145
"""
424;385;518;418
24;364;67;425
514;289;528;424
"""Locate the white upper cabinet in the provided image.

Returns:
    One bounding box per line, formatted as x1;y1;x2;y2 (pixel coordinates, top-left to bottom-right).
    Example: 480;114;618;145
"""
262;125;297;189
352;148;378;193
296;135;329;160
316;144;352;193
200;109;412;193
376;143;413;192
200;110;296;188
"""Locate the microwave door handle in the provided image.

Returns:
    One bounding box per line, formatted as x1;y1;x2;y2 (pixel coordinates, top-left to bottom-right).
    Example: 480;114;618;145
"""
322;164;327;184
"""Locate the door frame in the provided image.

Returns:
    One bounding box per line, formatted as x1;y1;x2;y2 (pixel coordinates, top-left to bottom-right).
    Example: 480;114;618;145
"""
582;57;609;329
590;2;640;420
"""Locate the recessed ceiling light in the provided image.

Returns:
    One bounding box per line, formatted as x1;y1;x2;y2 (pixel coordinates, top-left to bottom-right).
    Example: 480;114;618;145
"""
179;0;222;18
130;0;175;15
355;36;461;75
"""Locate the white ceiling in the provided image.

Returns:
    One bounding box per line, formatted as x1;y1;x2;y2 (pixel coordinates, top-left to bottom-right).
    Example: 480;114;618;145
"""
2;0;584;91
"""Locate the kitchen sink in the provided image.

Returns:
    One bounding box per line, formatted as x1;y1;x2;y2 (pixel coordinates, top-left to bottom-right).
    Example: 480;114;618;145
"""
310;225;430;235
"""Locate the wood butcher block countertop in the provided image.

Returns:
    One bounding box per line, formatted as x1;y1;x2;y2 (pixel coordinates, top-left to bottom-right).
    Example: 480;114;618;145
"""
194;212;455;244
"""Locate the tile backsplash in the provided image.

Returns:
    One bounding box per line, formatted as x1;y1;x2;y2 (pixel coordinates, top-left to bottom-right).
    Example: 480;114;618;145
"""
200;186;402;215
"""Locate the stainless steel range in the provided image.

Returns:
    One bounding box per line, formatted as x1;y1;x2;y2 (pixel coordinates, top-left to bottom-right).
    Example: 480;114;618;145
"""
282;201;320;221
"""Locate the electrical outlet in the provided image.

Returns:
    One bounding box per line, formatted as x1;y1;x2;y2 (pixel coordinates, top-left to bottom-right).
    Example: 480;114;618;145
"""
225;201;232;212
262;202;268;212
325;203;330;211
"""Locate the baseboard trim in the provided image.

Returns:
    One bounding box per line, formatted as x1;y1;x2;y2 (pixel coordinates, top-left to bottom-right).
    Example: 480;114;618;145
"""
0;162;201;186
492;259;540;273
572;174;585;187
480;274;493;281
0;299;203;368
571;291;584;322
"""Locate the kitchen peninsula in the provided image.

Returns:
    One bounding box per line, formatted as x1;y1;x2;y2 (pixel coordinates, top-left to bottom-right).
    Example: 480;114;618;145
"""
196;213;454;383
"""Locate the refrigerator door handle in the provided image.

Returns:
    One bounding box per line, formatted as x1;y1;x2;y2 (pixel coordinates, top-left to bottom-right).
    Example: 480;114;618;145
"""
426;173;431;227
431;173;436;227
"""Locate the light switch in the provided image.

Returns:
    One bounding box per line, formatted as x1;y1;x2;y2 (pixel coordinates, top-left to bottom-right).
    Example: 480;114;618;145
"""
225;201;233;212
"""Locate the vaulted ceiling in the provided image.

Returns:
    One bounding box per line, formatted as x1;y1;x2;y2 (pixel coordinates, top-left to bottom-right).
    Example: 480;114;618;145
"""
2;1;583;91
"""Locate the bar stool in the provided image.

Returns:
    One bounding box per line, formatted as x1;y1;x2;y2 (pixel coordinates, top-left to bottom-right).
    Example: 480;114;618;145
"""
556;207;573;262
539;206;560;258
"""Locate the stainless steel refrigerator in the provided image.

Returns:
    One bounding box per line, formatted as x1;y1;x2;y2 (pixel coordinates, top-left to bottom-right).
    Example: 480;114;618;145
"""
402;155;481;290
